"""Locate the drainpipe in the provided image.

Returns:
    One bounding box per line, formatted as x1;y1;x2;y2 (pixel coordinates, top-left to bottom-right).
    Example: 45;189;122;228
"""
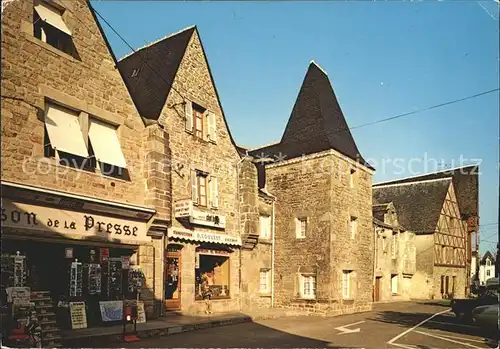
271;199;276;307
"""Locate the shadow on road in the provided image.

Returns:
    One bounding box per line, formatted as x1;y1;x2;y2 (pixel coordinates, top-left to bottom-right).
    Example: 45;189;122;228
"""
109;321;340;348
369;310;498;342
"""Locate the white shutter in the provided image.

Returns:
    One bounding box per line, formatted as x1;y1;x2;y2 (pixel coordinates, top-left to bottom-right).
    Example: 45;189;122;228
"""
208;111;217;142
185;100;193;133
210;176;219;208
295;218;300;238
191;170;198;204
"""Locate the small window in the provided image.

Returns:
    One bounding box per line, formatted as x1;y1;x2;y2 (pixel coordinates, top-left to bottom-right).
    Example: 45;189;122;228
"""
391;234;397;259
486;259;491;266
259;269;270;294
349;216;357;239
391;274;398;295
33;0;80;59
349;168;356;188
296;217;307;239
342;270;351;299
486;270;491;277
300;274;316;299
382;236;387;252
194;172;208;206
259;215;271;240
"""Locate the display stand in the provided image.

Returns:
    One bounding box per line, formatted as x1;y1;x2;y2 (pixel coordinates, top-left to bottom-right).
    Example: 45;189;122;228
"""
69;260;83;297
31;291;62;347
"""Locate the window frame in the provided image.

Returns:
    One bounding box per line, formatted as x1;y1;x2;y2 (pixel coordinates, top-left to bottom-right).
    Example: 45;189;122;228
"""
296;217;307;239
196;172;208;207
259;269;271;294
300;274;316;299
342;270;351;300
259;215;272;240
193;107;204;140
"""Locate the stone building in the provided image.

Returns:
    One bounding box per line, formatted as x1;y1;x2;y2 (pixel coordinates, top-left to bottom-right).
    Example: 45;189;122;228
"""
118;26;272;314
0;0;169;333
373;177;469;299
372;203;416;302
375;165;479;297
248;62;375;315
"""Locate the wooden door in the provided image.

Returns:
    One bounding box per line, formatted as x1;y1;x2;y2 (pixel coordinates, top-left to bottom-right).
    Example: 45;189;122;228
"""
374;277;381;302
164;250;181;311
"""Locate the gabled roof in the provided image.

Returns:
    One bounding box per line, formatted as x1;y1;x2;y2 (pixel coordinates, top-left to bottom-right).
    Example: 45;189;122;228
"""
117;26;196;120
249;61;373;170
481;250;495;264
374;165;479;218
373;178;452;233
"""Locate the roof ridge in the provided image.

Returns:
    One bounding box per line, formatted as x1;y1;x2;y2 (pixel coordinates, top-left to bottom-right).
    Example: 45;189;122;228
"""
373;164;480;186
248;140;281;152
310;60;328;75
373;177;452;189
118;25;196;62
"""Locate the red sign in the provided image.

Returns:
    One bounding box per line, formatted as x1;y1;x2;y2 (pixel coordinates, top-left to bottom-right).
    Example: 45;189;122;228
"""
100;248;109;263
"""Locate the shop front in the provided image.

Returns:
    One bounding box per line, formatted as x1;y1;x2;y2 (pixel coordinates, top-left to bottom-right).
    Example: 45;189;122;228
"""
165;202;241;314
0;181;156;345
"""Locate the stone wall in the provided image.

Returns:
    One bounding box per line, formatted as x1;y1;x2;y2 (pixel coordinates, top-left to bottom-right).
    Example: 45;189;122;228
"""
412;234;435;299
267;150;373;314
157;29;242;313
433;265;466;299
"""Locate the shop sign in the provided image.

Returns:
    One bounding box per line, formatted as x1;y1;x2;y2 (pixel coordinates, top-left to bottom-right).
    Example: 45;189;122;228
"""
137;301;146;324
65;248;74;259
197;249;231;256
174;199;226;229
121;256;130;270
189;208;226;229
99;300;123;322
169;228;241;246
174;199;192;218
1;199;150;244
69;302;87;329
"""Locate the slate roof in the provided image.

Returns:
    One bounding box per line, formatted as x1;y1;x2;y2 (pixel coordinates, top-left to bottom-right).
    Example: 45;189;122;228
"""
373;178;452;234
117;26;196;120
374;165;479;218
481;250;495;264
249;61;373;170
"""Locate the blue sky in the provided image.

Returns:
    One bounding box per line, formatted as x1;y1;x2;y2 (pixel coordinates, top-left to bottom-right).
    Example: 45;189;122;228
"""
92;1;499;254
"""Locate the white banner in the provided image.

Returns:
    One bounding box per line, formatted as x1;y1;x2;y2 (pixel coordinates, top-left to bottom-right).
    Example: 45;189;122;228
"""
169;227;241;246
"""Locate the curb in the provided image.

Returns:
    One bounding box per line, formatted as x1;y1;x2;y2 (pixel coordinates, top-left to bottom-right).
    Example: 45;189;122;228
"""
62;315;252;347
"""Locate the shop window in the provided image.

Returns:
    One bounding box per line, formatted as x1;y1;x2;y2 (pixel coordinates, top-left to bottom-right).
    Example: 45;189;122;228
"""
342;270;351;299
299;274;316;299
195;252;230;300
349;216;357;239
33;0;80;59
296;217;307;239
259;269;270;294
259;215;271;240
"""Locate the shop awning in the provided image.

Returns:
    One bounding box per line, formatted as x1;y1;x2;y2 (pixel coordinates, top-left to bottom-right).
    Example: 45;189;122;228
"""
88;119;127;168
168;227;242;246
45;103;89;158
34;0;71;35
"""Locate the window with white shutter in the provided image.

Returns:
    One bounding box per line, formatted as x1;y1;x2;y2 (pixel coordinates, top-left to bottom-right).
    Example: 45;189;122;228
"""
342;270;351;299
296;217;307;239
209;176;219;208
191;170;198;203
185;100;193;133
208;111;217;142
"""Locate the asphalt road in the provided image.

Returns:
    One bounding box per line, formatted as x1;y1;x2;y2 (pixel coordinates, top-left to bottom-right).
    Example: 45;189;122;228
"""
117;301;499;348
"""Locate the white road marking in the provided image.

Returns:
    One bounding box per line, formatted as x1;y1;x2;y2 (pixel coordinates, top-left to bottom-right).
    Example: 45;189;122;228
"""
423;332;489;344
334;320;365;335
414;330;483;349
387;308;451;346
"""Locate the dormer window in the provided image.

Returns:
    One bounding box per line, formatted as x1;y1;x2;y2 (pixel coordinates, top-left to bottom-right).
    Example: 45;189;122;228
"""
33;0;79;59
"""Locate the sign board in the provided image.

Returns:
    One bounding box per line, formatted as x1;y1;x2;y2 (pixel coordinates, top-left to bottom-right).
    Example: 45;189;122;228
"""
6;287;30;303
121;256;130;270
189;208;226;229
1;199;151;244
99;300;123;322
169;227;241;246
69;302;87;329
174;199;192;218
65;248;73;259
137;301;146;324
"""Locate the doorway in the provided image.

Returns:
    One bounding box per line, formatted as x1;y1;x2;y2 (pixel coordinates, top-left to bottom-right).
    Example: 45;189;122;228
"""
164;244;182;311
374;277;381;301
